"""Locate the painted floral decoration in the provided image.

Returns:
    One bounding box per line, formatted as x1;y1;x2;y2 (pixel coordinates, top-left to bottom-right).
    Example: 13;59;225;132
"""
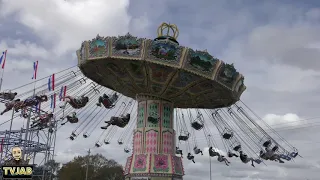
133;154;147;172
153;154;169;172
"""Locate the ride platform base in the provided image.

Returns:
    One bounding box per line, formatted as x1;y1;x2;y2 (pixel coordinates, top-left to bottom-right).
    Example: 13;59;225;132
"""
124;153;184;180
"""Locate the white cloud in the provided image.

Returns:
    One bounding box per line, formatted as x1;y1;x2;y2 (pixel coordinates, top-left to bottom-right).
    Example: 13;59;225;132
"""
262;113;302;127
0;0;132;55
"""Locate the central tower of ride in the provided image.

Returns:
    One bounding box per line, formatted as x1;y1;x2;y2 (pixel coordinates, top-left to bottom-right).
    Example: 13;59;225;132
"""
77;22;245;180
123;94;183;179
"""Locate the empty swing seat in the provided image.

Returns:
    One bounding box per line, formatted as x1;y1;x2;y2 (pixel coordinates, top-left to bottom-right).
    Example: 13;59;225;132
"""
222;133;233;139
233;145;241;151
124;148;130;153
178;135;189;141
191;121;203;130
272;146;279;152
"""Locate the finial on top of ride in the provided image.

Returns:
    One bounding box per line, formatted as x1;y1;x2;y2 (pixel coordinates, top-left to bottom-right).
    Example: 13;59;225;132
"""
156;22;180;44
77;22;246;109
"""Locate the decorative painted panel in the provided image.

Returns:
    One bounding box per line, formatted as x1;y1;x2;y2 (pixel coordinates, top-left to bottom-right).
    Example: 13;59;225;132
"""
153;154;170;173
137;105;145;128
234;77;244;92
148;63;176;84
162;131;174;154
132;154;148;172
145;39;183;66
124;156;133;175
150;83;163;94
162;104;172;128
147;101;160;128
131;178;148;180
145;130;158;154
88;35;108;58
216;63;239;88
170;71;201;89
172;156;183;175
111;33;144;59
133;131;143;154
183;49;219;77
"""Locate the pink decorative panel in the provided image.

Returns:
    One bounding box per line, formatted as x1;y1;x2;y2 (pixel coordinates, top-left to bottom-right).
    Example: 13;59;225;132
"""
145;130;158;153
133;131;143;153
162;131;174;154
124;156;132;175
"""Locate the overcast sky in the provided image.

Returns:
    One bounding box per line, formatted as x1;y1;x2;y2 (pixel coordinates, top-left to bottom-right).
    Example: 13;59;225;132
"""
0;0;320;179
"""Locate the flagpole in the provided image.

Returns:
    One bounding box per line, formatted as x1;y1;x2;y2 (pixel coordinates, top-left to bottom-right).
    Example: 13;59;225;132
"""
23;61;38;160
0;68;5;92
0;50;7;92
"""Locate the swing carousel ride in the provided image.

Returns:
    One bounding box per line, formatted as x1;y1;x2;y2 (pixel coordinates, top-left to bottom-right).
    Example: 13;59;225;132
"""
0;23;300;180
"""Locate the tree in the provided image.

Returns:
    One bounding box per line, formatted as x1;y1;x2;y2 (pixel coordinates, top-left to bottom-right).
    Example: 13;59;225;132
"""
32;160;60;180
57;154;124;180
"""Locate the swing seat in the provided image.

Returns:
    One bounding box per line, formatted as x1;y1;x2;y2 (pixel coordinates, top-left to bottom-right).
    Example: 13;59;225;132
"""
124;148;130;153
209;151;219;157
148;116;159;124
191;121;203;130
290;152;298;158
118;140;124;145
67;116;78;123
263;140;272;148
233;145;241;151
106;104;115;109
69;136;75;140
222;133;233;139
272;146;279;152
187;155;194;160
194;148;202;155
104;140;110;145
95;143;101;148
178;135;189;141
83;134;89;138
176;149;182;155
280;154;291;161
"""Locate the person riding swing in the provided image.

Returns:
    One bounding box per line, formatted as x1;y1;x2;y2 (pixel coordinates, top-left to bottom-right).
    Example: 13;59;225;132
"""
217;155;230;166
187;153;195;163
24;95;48;107
101;113;130;129
227;151;239;158
193;146;203;155
60;96;89;109
31;112;54;129
176;147;183;158
0;99;20;115
61;112;79;125
97;93;118;108
209;146;220;157
0;91;17;101
239;151;262;167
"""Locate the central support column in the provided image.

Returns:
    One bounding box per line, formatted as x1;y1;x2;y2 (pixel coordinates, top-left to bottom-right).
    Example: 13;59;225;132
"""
124;95;184;180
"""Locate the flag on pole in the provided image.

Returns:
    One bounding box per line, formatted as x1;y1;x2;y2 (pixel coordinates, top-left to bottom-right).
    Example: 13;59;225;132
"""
48;74;55;91
2;50;7;69
51;93;56;109
0;50;7;69
59;86;67;101
54;93;56;108
32;61;38;79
